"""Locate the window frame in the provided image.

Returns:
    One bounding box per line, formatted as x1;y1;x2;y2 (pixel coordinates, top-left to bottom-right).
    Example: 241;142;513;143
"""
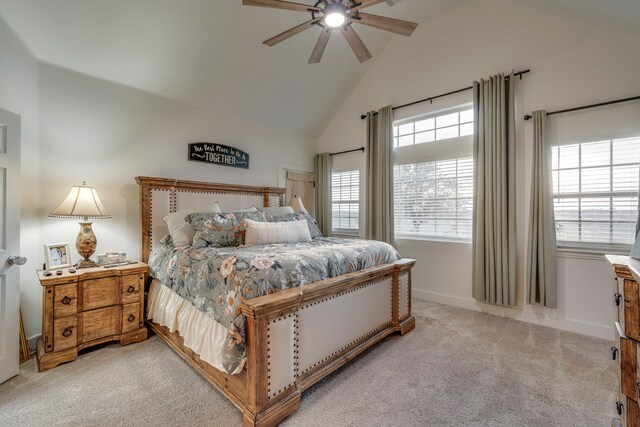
393;104;474;243
331;169;360;236
552;136;640;254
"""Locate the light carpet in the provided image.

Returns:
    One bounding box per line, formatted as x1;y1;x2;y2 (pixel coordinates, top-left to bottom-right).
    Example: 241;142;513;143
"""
0;300;615;426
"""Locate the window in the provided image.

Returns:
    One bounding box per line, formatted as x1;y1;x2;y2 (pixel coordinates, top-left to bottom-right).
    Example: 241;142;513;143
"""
332;170;359;232
552;136;640;249
393;104;474;241
395;158;473;240
393;108;473;148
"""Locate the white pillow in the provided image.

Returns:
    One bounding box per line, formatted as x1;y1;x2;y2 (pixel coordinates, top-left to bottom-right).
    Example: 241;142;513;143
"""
163;205;221;247
234;206;258;213
257;206;294;217
244;218;311;246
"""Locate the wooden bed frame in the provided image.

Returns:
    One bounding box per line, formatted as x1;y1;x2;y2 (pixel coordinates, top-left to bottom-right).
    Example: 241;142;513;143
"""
136;176;416;426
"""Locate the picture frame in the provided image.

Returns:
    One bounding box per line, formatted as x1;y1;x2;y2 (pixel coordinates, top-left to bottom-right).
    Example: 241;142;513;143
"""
44;242;72;270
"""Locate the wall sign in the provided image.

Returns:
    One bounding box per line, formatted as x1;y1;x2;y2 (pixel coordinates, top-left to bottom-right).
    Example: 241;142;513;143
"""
188;142;250;169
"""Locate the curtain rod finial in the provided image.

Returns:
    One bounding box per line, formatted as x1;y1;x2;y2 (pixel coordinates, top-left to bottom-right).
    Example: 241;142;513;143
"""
360;114;367;120
524;114;533;121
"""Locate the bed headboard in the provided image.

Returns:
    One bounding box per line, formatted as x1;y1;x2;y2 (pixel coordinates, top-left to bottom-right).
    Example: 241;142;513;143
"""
135;176;285;263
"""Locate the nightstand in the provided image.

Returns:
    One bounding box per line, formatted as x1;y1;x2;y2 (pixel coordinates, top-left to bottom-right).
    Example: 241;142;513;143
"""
36;262;148;372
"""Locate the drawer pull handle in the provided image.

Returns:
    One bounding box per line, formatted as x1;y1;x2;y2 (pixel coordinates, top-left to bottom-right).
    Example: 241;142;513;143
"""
128;314;135;322
62;328;72;338
637;382;640;400
127;286;135;294
617;400;623;415
611;346;619;360
615;293;622;306
61;296;72;305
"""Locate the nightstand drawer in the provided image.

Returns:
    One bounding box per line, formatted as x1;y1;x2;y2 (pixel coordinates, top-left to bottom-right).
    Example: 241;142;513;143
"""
122;274;143;304
79;306;120;343
54;283;77;317
122;302;142;333
81;277;118;311
54;316;77;352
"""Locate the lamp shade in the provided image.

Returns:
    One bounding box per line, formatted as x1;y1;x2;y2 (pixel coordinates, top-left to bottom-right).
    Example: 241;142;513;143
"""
49;183;111;220
289;196;308;214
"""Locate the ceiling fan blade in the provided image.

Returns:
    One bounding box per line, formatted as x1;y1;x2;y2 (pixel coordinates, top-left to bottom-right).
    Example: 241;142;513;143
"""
355;12;417;36
243;0;320;13
308;28;332;64
263;18;321;46
341;25;372;63
350;0;386;12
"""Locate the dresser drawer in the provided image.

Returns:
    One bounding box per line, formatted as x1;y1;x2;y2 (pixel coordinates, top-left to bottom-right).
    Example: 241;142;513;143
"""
616;276;640;342
615;322;640;403
81;277;118;311
54;283;77;317
122;273;143;304
54;315;77;352
79;306;120;343
122;302;142;333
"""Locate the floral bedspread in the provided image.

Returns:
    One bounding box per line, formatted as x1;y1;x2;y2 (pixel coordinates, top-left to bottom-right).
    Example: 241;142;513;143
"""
148;235;400;373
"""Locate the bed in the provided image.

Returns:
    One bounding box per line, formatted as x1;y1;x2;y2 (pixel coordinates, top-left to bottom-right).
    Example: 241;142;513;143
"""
136;176;416;426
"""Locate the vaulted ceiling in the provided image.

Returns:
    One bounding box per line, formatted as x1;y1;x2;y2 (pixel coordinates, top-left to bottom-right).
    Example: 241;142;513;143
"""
1;0;639;137
0;0;471;136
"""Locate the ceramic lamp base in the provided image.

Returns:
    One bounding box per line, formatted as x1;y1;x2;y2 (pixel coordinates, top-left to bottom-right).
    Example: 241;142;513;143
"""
76;221;98;269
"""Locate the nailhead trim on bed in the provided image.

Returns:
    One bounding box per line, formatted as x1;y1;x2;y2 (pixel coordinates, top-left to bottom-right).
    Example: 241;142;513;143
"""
149;188;171;248
398;271;410;321
266;313;297;399
265;275;394;399
297;276;393;376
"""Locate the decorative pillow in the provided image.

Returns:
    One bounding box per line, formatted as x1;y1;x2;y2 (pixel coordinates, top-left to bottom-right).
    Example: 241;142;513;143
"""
187;211;267;248
244;219;311;246
162;206;222;248
269;212;322;238
257;206;294;217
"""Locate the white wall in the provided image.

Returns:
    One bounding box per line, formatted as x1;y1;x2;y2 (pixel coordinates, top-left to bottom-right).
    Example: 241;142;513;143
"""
9;57;313;340
0;17;42;343
316;0;640;339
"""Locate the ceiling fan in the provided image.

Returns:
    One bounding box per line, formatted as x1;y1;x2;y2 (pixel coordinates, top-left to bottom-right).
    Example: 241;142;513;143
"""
242;0;418;63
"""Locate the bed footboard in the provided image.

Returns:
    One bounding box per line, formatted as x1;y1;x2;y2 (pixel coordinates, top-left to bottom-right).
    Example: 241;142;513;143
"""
240;258;415;426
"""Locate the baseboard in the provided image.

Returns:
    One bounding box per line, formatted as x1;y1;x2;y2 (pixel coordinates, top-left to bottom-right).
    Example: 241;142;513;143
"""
413;289;613;341
28;334;41;352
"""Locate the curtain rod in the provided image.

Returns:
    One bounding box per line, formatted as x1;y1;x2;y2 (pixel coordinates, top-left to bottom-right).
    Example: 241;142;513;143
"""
360;69;531;120
329;147;365;157
523;95;640;120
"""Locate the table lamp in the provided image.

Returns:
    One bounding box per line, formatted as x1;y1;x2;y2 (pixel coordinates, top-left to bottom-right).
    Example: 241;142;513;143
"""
49;182;111;268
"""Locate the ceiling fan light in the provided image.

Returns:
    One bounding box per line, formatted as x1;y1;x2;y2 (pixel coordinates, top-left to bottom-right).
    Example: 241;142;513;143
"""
325;11;346;28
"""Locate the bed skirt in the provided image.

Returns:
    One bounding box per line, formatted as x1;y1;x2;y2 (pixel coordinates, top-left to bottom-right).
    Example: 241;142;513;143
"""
147;279;246;374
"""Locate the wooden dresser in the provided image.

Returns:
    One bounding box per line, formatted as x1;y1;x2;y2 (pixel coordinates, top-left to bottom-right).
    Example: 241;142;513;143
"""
36;262;148;372
607;255;640;427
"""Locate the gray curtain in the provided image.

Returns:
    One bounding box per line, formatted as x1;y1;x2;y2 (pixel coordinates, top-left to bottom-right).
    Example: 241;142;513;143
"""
472;73;517;307
365;105;394;244
526;110;558;307
314;153;332;236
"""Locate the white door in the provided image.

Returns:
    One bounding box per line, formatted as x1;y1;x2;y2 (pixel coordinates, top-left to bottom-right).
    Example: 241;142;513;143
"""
0;108;22;384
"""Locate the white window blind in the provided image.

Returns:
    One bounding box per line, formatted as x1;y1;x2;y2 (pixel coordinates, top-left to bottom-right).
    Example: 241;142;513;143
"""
394;157;473;240
552;136;640;249
332;170;359;231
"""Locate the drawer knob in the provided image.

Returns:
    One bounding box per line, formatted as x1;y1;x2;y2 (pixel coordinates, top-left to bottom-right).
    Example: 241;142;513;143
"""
128;314;135;322
615;293;622;306
127;285;135;294
62;328;73;338
61;296;72;305
611;346;619;360
616;400;623;416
